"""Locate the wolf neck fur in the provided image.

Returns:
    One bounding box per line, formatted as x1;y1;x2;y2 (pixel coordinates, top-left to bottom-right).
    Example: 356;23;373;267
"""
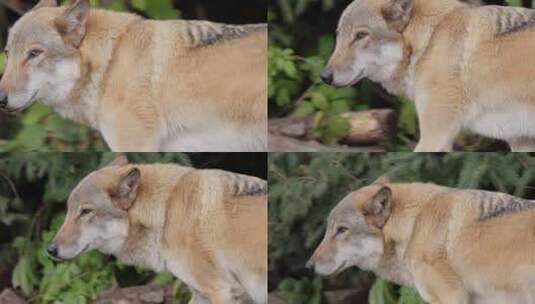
115;165;193;272
54;9;141;128
389;0;467;99
375;183;447;286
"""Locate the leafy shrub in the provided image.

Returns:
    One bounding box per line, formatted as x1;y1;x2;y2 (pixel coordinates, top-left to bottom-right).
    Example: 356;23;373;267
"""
279;277;323;304
269;44;358;143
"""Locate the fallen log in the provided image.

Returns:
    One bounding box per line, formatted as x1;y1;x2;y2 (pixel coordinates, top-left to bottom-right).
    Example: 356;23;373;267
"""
269;134;384;152
323;288;369;304
269;109;397;147
96;284;172;304
340;110;397;145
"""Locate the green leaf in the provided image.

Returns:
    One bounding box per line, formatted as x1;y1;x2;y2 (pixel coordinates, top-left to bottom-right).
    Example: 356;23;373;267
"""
329;100;350;114
399;287;426;304
293;102;315;117
369;279;397;304
132;0;180;19
21;104;53;126
9;125;47;151
313;115;351;144
310;92;329;110
398;99;418;136
0;53;5;73
12;256;38;296
152;272;176;285
506;0;522;6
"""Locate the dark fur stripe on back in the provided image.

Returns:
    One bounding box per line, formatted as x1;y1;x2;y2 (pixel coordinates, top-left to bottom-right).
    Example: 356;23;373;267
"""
499;17;535;35
224;172;267;197
493;7;535;36
476;191;535;220
186;22;266;47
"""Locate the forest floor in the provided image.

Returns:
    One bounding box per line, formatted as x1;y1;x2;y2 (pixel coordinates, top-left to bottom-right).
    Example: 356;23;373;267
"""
0;284;179;304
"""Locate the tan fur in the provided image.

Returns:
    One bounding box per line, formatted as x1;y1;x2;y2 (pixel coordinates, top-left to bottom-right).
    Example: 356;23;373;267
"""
51;158;267;304
1;0;267;152
326;0;535;152
309;179;535;304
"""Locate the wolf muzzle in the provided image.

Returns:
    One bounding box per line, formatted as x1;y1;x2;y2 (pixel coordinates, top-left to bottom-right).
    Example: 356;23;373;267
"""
305;258;315;271
320;69;334;85
0;89;8;109
46;242;59;259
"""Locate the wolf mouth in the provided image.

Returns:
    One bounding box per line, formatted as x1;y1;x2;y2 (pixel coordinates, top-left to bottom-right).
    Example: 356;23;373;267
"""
49;244;90;262
330;261;348;276
72;244;90;259
334;71;365;88
4;90;39;114
348;71;365;86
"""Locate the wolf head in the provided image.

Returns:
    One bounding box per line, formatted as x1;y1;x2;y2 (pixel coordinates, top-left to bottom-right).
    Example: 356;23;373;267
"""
48;155;140;260
321;0;411;87
0;0;89;113
307;176;392;276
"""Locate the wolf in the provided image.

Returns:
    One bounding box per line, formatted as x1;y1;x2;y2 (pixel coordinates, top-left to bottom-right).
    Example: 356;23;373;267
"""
322;0;535;152
48;156;267;304
307;176;535;304
0;0;267;152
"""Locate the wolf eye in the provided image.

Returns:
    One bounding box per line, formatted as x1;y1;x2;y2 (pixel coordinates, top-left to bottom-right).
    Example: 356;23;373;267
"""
80;208;93;217
27;49;43;60
336;226;349;235
354;31;369;42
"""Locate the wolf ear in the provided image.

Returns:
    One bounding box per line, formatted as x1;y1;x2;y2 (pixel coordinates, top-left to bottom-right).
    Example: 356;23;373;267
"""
372;175;391;185
112;168;140;210
381;0;413;32
34;0;58;10
54;0;90;48
363;186;392;228
107;154;129;167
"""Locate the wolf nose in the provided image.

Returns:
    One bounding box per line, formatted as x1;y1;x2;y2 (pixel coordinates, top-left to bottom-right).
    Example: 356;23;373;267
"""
305;260;315;271
0;89;7;108
47;242;58;258
320;69;334;85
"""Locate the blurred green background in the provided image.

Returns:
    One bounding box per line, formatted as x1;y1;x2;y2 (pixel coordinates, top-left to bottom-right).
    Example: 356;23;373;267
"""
0;152;267;303
268;152;535;303
268;0;529;151
0;0;267;152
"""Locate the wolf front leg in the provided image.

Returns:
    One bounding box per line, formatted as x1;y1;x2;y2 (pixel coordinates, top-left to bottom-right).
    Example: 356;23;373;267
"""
413;90;465;152
208;286;255;304
508;138;535;152
412;261;469;304
99;108;162;152
188;290;211;304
